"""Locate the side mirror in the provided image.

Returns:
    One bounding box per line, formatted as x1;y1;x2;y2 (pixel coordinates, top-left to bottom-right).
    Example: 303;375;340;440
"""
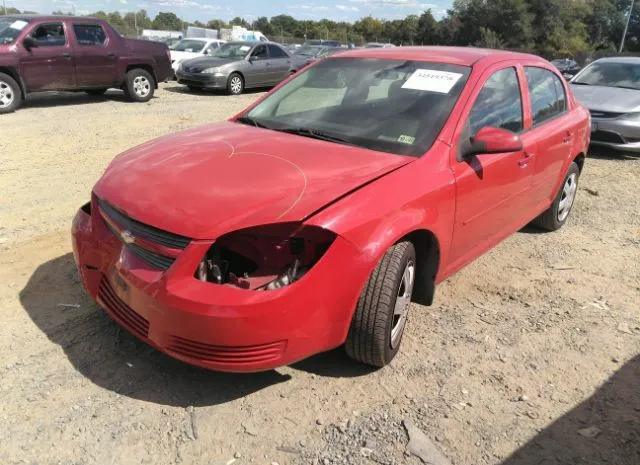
23;36;38;50
248;55;257;62
457;126;523;162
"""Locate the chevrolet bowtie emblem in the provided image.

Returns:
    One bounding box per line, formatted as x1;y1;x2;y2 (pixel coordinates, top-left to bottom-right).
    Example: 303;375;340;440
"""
120;230;135;244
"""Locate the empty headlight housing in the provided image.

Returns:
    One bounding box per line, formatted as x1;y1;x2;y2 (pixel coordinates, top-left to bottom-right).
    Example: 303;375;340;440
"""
196;223;336;291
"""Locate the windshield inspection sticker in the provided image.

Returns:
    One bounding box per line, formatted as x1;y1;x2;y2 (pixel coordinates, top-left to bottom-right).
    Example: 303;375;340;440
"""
402;69;463;93
10;20;28;31
398;135;415;145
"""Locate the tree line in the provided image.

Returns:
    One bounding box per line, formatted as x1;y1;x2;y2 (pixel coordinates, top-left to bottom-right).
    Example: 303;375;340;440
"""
5;0;640;56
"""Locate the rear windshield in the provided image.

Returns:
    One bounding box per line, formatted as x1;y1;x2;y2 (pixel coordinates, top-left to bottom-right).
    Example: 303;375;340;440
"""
244;58;471;157
0;18;30;44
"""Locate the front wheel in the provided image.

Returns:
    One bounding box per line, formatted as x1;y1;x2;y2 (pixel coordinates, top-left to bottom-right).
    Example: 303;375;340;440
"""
123;69;155;102
0;72;21;114
345;241;416;367
227;73;244;95
532;161;581;231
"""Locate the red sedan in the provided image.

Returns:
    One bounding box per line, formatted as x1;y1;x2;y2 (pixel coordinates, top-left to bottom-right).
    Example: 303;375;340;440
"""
72;47;590;372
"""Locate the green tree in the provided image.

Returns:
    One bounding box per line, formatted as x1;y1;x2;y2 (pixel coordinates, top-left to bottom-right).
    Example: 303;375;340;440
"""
152;12;183;31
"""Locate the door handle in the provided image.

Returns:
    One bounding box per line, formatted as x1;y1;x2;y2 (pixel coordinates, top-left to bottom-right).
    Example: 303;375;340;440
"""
107;52;116;58
563;131;573;144
518;152;535;168
61;52;72;59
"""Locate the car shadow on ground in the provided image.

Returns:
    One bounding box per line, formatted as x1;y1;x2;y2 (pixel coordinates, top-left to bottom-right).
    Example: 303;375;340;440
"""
162;85;269;96
587;146;639;160
19;253;372;406
19;253;291;407
20;90;153;110
500;354;640;465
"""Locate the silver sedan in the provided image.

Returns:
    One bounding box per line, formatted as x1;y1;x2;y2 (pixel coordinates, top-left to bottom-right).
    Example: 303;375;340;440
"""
176;41;293;95
571;56;640;153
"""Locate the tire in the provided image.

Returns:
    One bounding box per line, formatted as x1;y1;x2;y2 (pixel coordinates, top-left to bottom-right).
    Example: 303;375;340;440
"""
123;68;155;102
86;89;108;96
0;72;22;114
345;241;416;367
532;162;581;231
227;73;244;95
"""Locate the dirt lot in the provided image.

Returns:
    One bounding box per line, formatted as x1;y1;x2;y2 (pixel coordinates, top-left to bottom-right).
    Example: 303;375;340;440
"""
0;84;638;465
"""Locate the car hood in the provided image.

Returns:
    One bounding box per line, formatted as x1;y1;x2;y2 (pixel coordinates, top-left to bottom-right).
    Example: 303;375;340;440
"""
170;50;202;62
180;56;239;69
94;121;414;240
571;84;640;113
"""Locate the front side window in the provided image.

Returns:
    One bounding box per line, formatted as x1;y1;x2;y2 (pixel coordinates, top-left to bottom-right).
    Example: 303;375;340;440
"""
525;67;566;125
469;67;523;135
243;58;471;156
73;24;106;46
268;44;288;58
0;18;31;45
31;23;66;47
252;45;268;59
572;61;640;90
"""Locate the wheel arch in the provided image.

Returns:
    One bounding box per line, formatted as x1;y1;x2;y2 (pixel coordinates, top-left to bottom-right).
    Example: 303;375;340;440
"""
0;67;26;99
573;152;586;172
401;229;440;306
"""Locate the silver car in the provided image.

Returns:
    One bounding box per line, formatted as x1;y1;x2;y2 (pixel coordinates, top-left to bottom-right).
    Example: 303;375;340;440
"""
176;41;292;95
571;56;640;152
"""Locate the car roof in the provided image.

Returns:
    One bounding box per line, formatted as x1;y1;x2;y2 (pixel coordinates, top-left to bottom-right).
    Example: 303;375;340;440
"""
0;14;95;21
593;56;640;64
227;41;283;47
332;46;543;67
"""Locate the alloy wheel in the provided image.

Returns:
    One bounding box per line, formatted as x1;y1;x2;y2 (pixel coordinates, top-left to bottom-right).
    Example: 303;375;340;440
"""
230;76;242;94
133;76;151;98
558;172;578;222
390;261;415;349
0;80;14;108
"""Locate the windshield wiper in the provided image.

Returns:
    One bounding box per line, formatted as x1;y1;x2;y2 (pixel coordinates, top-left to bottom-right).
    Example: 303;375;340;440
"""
612;85;640;91
571;81;590;85
274;127;357;146
235;116;269;129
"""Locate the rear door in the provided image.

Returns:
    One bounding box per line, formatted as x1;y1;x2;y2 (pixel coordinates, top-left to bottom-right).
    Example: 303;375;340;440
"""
266;44;292;84
245;44;269;87
20;21;75;91
448;64;536;266
70;22;118;88
520;66;576;206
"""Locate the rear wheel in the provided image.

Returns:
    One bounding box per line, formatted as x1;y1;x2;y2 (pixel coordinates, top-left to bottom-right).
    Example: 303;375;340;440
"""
0;72;21;114
532;162;581;231
227;73;244;95
345;241;416;367
123;69;155;102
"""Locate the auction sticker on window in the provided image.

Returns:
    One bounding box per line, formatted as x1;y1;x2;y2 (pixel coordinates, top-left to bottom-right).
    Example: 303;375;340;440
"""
402;69;463;94
10;20;28;30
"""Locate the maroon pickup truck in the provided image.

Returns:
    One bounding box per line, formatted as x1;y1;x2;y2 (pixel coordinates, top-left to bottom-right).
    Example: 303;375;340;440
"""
0;15;173;113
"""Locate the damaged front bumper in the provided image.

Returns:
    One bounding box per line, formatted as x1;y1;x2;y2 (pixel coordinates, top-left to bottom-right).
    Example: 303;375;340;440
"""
71;200;373;372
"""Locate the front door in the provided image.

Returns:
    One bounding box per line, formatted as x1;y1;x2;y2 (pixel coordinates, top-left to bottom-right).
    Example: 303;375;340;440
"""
448;65;535;267
71;22;118;87
245;44;269;87
266;44;292;84
20;21;75;91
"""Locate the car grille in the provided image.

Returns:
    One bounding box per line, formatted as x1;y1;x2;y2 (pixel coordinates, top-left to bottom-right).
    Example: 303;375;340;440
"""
167;335;286;365
98;278;150;339
590;110;625;119
127;243;176;270
591;130;626;144
98;199;190;249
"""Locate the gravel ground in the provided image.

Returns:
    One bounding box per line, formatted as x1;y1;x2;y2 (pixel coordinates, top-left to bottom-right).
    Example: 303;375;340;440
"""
0;83;639;465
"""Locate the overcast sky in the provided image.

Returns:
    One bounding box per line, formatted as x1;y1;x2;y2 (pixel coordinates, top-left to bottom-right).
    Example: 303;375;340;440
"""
9;0;452;22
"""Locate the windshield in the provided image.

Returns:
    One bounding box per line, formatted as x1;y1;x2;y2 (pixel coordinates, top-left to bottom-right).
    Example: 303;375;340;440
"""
0;18;30;45
243;58;470;156
212;42;251;59
171;39;206;53
573;61;640;90
295;45;325;57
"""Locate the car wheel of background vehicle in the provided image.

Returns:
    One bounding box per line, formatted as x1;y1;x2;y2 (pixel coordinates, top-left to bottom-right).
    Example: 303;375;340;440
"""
345;241;416;367
227;73;244;95
532;162;581;231
0;72;21;114
86;89;108;97
124;69;155;102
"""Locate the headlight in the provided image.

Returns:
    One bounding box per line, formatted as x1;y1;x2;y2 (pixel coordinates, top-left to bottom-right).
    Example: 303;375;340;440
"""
195;223;336;291
202;67;221;74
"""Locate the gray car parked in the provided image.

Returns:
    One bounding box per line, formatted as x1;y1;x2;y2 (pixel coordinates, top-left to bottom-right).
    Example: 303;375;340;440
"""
176;41;292;95
571;56;640;153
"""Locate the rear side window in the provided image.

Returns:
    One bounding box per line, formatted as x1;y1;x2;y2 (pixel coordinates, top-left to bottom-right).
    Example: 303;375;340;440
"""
469;67;523;135
268;44;288;58
525;67;567;125
73;24;106;46
31;23;66;47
